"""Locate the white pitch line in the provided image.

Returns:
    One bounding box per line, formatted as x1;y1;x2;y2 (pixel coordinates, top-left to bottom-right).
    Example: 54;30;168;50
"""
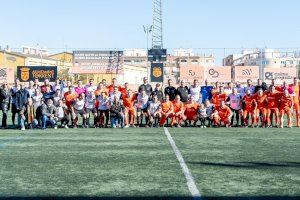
163;127;201;200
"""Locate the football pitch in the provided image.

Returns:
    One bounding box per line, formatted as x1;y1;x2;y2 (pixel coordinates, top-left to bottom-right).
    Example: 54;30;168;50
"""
0;128;299;200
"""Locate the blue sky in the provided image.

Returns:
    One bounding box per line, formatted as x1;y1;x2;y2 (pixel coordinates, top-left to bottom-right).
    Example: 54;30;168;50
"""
1;0;300;60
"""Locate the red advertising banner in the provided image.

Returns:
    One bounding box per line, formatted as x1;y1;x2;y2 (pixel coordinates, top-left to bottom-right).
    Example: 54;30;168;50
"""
179;65;205;83
233;66;260;83
0;67;15;84
206;66;232;83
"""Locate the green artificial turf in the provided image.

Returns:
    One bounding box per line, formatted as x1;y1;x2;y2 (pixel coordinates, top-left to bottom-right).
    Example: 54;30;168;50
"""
170;128;300;200
0;129;191;199
0;127;299;200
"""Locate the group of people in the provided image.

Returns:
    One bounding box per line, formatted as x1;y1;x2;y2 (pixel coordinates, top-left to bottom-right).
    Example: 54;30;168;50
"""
0;76;299;130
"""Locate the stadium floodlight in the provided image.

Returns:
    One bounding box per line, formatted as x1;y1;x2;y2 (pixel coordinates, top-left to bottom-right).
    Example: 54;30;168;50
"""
143;25;153;50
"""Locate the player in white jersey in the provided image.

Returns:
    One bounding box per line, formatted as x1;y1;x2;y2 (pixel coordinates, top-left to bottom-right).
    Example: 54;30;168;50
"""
147;95;161;127
226;88;243;127
189;79;202;103
85;79;97;93
71;93;87;128
85;92;97;127
53;89;62;107
109;86;122;102
224;82;235;96
136;89;149;127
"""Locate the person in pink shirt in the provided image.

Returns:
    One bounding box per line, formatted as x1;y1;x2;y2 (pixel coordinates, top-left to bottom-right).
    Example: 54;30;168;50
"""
74;80;87;95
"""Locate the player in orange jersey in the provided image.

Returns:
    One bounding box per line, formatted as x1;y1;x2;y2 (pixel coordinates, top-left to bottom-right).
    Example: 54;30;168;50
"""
266;85;282;128
212;101;232;128
119;82;129;98
184;96;199;127
107;78;119;93
279;89;293;128
289;77;300;127
95;82;108;97
211;86;227;110
242;89;257;127
64;86;79;109
160;94;175;126
211;81;220;95
122;89;137;128
254;89;268;127
172;95;186;127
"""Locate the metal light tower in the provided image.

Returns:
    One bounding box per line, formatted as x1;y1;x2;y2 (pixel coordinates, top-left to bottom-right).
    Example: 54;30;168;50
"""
152;0;163;49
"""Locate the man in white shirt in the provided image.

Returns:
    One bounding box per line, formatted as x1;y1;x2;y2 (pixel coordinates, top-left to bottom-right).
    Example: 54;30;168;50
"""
85;79;97;93
189;79;202;103
147;95;161;127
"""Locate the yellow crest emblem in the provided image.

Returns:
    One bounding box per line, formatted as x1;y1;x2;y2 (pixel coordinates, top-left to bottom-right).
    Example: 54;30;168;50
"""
20;68;30;81
153;67;162;78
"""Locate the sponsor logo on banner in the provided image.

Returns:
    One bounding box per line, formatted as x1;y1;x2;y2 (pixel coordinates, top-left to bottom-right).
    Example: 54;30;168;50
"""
242;69;252;76
179;66;205;83
263;67;297;84
234;66;259;82
208;68;219;78
17;66;57;82
206;67;231;82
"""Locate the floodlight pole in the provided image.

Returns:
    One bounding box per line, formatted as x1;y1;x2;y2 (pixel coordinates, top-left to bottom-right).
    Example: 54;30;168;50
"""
143;25;152;50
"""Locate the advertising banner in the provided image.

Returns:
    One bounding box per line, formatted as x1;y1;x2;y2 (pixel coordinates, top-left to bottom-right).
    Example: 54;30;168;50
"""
264;67;297;84
150;63;164;82
233;66;260;83
206;66;231;83
17;66;57;82
179;66;205;83
0;67;15;84
72;51;124;74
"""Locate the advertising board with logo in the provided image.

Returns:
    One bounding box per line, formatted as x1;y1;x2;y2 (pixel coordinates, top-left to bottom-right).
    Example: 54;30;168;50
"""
233;66;260;83
206;66;231;83
150;63;164;82
264;67;297;84
17;66;57;82
179;66;205;84
73;51;124;74
0;67;15;84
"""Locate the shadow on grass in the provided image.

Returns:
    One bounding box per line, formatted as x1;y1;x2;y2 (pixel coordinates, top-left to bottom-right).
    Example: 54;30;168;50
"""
186;161;300;168
0;196;299;200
